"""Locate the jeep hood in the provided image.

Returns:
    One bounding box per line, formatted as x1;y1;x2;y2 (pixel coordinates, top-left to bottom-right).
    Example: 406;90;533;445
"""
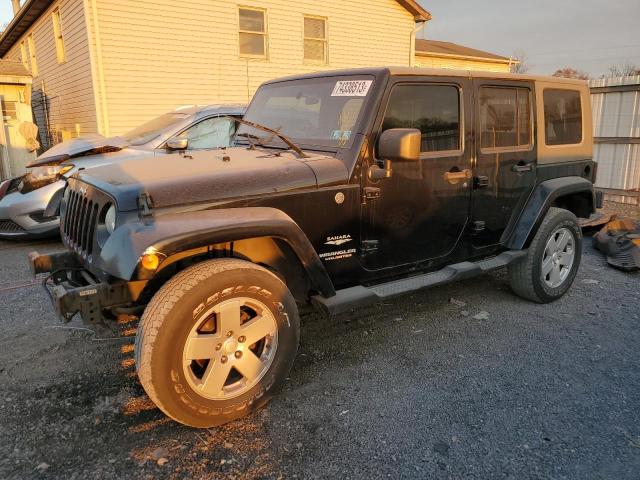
27;134;129;167
76;147;348;211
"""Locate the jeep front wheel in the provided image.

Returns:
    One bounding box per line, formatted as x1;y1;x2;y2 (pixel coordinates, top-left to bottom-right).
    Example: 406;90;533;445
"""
508;207;582;303
135;259;300;428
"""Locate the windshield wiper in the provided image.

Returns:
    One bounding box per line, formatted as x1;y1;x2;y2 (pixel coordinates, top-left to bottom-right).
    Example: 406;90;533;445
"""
225;116;308;159
236;132;259;149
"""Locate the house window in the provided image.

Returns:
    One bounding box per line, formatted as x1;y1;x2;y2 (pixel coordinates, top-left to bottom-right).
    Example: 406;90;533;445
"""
27;34;38;76
543;89;582;145
52;8;66;63
2;101;17;121
20;41;28;69
382;84;461;154
304;16;327;63
239;7;267;57
479;87;531;150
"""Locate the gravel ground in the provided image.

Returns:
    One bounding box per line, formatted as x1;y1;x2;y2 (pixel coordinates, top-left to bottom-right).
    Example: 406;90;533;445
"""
0;216;639;479
600;200;640;221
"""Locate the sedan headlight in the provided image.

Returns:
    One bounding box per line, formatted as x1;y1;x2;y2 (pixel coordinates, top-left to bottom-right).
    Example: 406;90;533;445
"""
21;164;74;193
29;164;74;181
105;204;117;234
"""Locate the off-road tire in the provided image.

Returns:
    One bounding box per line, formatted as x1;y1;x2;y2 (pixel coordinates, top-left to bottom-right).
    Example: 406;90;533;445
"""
508;207;582;303
135;259;300;428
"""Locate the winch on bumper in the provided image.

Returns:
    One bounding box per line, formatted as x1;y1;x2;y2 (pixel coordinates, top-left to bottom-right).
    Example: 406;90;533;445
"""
28;250;140;323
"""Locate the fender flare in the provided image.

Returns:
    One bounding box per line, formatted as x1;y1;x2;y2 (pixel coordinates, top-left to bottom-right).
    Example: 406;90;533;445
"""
505;176;595;249
97;207;335;297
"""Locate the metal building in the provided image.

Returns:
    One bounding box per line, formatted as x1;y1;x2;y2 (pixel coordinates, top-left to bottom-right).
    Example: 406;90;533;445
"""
590;75;640;205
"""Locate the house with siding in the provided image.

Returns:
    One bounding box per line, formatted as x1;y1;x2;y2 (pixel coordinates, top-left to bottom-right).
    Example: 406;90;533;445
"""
0;0;431;150
414;39;516;73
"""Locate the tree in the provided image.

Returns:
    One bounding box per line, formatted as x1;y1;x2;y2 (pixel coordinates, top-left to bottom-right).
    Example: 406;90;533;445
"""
607;62;640;77
552;67;589;80
510;50;530;74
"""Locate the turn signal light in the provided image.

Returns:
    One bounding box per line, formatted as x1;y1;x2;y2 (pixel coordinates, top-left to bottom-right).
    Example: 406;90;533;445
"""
140;250;161;271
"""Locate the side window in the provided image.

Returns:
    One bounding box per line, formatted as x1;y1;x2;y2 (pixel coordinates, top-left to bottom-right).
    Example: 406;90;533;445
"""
382;84;461;154
176;117;237;150
479;87;531;150
543;89;582;145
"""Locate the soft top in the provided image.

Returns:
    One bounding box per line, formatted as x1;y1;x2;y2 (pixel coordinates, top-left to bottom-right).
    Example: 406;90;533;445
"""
261;67;588;87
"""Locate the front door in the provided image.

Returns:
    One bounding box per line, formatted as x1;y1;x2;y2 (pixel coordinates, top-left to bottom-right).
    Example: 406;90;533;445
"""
472;80;537;247
361;78;472;270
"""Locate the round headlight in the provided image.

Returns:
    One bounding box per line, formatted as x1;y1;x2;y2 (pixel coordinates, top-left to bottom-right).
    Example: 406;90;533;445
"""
105;205;116;234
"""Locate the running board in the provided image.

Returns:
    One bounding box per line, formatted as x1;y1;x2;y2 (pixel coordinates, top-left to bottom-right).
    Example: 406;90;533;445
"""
312;250;527;316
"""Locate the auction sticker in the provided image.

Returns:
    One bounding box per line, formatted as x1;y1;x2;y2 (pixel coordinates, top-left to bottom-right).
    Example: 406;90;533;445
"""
331;80;373;97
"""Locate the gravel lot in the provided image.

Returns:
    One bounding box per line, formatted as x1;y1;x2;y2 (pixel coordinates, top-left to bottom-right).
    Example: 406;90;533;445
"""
0;211;639;479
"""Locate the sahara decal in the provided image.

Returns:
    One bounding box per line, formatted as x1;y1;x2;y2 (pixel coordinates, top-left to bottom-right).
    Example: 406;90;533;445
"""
325;234;352;246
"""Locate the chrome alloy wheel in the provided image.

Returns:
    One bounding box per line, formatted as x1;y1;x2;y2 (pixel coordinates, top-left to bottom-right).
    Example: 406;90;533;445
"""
182;297;278;400
541;227;575;289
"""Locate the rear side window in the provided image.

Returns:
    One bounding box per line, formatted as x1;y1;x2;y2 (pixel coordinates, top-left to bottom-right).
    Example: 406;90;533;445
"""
479;87;531;150
382;84;461;154
543;89;582;145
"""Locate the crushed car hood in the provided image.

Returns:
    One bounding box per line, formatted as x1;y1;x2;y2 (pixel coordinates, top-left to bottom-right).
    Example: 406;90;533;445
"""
76;147;348;211
28;134;129;167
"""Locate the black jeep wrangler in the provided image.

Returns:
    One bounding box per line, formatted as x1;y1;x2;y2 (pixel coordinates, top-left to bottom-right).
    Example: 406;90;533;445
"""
30;68;600;427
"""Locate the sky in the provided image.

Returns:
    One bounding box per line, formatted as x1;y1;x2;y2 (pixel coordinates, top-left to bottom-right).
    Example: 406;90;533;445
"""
417;0;640;76
2;1;639;77
0;2;13;27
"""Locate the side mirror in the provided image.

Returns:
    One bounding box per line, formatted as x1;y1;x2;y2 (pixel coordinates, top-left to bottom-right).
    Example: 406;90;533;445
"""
378;128;421;162
166;138;189;151
370;128;421;180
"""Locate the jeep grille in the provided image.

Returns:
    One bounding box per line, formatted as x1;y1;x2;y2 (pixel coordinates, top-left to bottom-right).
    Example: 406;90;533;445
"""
61;179;110;259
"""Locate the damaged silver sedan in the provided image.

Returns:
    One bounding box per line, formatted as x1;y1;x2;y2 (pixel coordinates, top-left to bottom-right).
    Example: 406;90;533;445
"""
0;105;244;239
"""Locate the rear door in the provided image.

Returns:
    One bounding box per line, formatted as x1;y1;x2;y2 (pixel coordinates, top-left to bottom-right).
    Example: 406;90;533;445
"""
471;80;537;247
361;77;472;270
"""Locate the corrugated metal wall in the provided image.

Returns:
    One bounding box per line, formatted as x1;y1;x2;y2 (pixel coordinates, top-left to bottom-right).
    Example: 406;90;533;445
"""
590;75;640;203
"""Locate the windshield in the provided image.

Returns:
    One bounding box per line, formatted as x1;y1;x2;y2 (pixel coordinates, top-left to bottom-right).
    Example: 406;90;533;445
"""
121;112;190;146
238;75;374;149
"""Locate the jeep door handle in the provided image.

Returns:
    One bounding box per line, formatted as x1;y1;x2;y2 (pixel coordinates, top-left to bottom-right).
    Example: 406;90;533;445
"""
443;169;472;185
511;162;533;173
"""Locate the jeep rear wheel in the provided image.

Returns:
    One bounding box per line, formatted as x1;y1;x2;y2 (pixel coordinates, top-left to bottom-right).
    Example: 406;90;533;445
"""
135;259;299;428
508;207;582;303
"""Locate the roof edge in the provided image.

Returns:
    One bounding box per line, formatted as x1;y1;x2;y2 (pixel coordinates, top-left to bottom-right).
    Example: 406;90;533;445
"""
415;51;516;64
0;0;55;58
396;0;432;21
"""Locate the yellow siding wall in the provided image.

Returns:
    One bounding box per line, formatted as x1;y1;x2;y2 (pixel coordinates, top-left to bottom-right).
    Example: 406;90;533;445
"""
5;0;97;146
91;0;416;135
415;54;511;73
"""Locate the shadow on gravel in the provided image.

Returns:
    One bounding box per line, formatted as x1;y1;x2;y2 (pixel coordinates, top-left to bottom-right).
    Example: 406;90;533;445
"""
3;246;639;479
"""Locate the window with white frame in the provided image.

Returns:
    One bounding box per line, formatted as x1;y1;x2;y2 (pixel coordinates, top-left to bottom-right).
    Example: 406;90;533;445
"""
239;7;267;57
20;41;28;69
304;16;327;63
52;8;66;63
27;34;38;76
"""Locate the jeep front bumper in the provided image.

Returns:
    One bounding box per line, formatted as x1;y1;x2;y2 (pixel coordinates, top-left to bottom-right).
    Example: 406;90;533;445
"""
29;251;139;323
